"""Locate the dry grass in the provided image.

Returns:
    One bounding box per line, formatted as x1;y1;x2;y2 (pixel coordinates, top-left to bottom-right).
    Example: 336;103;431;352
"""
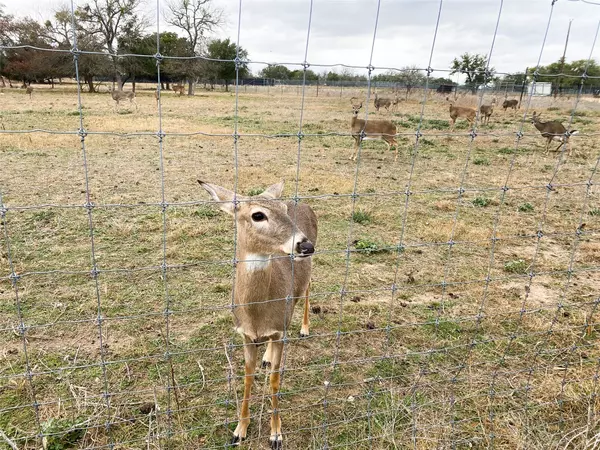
1;83;599;449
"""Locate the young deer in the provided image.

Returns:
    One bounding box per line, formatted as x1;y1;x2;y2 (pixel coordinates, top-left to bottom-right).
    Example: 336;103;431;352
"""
373;92;392;112
198;180;317;449
502;99;519;112
350;101;398;161
530;111;578;156
108;86;138;112
479;97;496;125
448;101;476;131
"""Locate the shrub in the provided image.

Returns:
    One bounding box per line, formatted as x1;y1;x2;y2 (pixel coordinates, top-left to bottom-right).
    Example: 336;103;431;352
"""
504;259;528;274
472;197;491;207
518;203;534;213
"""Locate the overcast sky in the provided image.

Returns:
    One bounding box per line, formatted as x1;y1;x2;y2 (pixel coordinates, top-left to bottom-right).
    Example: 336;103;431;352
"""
3;0;600;77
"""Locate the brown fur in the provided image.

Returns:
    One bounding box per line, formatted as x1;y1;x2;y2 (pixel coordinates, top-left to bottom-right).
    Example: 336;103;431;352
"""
531;111;578;156
374;92;393;112
502;99;519;111
198;180;317;448
108;86;137;111
448;102;476;131
479;98;496;125
350;101;398;161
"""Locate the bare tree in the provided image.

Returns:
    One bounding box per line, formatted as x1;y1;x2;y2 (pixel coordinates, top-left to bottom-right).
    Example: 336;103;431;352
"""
165;0;223;94
76;0;146;89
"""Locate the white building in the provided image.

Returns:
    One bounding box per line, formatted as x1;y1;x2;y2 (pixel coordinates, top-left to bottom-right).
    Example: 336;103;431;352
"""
527;82;553;96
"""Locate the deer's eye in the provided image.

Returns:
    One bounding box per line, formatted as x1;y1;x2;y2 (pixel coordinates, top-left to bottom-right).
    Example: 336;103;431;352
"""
251;212;266;222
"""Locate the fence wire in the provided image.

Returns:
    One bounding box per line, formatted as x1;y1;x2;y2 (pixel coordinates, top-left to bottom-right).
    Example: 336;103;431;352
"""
1;0;600;449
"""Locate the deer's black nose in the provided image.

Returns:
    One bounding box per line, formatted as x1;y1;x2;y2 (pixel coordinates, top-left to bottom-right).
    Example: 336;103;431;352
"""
297;239;314;255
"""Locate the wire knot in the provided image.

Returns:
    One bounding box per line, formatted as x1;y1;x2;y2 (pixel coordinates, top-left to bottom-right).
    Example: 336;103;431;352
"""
426;66;433;76
469;130;478;140
90;267;99;279
84;201;95;210
156;131;165;141
70;47;80;60
516;130;524;139
297;131;305;141
154;53;163;65
302;61;310;70
9;271;20;284
415;130;423;139
78;128;87;140
367;64;375;75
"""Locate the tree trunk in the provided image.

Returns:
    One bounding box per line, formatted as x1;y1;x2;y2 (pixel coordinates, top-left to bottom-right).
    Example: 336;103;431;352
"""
131;75;136;93
86;75;96;93
225;80;229;92
187;78;193;96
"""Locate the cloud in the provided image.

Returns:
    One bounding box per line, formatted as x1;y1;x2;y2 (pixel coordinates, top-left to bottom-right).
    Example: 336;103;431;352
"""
3;0;599;77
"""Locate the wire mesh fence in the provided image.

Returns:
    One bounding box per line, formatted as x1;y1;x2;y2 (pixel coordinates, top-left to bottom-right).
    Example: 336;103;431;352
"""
1;0;600;449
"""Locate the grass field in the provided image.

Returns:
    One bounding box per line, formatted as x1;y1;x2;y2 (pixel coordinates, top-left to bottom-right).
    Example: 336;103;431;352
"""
1;83;599;449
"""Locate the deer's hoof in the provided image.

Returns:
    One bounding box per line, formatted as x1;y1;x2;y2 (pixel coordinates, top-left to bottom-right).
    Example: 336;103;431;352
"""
300;330;309;338
261;360;271;369
231;434;244;446
269;436;283;450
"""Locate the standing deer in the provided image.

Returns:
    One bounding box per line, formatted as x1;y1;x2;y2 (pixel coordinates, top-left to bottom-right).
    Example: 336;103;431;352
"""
25;86;33;99
448;100;476;131
172;84;185;96
530;111;578;156
350;100;398;161
502;99;519;112
479;97;496;125
108;86;137;112
198;180;317;449
373;92;392;112
391;94;401;113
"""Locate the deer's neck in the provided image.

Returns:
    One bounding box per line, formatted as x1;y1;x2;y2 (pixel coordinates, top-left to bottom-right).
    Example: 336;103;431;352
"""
235;248;273;305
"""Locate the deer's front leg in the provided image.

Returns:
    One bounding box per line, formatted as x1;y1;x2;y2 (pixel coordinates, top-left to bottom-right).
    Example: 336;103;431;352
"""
268;339;284;450
232;339;258;445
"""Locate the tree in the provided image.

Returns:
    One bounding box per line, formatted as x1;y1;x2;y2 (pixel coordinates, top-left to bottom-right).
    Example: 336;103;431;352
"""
450;53;495;92
289;69;318;81
205;38;248;91
533;58;600;94
75;0;146;89
166;0;223;94
259;64;290;80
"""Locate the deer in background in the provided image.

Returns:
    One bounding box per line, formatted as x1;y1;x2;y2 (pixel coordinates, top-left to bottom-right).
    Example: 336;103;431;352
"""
373;92;392;112
198;180;317;449
391;93;402;113
530;111;578;156
350;100;398;161
108;86;137;112
502;98;519;112
25;86;33;99
448;99;476;132
479;97;496;125
172;83;185;96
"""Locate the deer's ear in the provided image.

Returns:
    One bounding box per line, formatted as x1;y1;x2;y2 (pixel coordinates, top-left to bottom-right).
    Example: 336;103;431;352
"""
198;180;245;216
260;180;285;199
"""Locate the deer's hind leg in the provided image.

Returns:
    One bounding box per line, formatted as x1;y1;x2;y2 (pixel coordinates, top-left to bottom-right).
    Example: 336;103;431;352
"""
350;135;360;161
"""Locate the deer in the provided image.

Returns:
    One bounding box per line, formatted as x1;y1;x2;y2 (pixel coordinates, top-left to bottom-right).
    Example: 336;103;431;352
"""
448;99;476;132
391;94;401;113
373;92;393;112
502;98;519;112
530;111;578;156
172;83;185;96
25;86;33;99
350;100;398;161
198;180;317;449
108;85;137;112
479;97;496;125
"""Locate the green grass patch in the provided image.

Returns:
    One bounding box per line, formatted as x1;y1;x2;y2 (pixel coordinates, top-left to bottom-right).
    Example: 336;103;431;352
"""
518;202;534;213
472;197;491;207
352;210;372;225
473;157;490;166
589;207;600;217
246;187;265;196
504;259;528;274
